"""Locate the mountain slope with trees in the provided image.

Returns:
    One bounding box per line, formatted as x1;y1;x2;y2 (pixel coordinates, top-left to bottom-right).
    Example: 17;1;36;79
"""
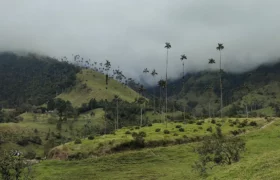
0;52;80;108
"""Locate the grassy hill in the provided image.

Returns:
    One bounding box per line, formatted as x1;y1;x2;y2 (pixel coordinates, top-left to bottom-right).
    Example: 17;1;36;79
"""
28;117;280;180
58;69;139;107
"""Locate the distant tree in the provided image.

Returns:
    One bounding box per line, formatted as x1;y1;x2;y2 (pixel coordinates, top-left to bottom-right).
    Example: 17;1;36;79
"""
216;43;225;118
180;54;187;123
105;60;111;89
151;69;158;114
164;42;171;126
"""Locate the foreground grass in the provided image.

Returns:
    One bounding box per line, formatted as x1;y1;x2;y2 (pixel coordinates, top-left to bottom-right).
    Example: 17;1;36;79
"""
32;118;280;180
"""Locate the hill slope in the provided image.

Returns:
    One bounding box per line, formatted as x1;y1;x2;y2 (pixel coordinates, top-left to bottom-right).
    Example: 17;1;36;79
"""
0;52;79;107
31;118;280;180
165;60;280;117
58;69;139;107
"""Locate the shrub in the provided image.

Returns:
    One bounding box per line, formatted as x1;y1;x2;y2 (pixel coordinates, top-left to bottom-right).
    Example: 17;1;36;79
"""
155;128;161;132
188;120;194;124
183;135;188;139
138;131;147;137
74;139;82;144
163;130;170;134
24;150;36;159
175;125;182;128
196;121;203;125
206;126;212;132
193;129;198;132
211;119;216;124
230;130;239;136
249;121;257;126
148;123;153;127
173;133;179;136
88;135;94;140
125;131;131;134
29;136;42;145
179;128;185;132
135;126;140;130
198;127;203;130
216;123;222;127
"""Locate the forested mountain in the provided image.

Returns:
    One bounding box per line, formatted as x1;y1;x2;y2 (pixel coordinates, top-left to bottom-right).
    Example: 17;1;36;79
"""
0;52;80;108
165;60;280;117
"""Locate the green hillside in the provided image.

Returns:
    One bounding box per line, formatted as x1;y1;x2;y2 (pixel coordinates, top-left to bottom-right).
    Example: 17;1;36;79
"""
28;118;280;180
58;69;139;107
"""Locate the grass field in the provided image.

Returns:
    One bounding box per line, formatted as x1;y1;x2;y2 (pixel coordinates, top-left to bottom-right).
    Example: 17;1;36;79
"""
48;117;266;158
57;69;139;107
30;118;280;180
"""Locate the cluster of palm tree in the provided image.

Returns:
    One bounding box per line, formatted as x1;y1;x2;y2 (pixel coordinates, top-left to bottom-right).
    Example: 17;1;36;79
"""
208;43;225;118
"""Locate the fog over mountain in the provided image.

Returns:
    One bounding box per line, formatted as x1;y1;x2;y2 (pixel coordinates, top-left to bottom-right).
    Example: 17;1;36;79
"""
1;0;280;84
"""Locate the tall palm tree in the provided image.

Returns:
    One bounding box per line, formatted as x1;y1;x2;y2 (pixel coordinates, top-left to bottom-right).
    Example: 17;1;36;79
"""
180;54;187;123
208;58;216;117
151;69;158;114
164;42;171;126
216;43;224;118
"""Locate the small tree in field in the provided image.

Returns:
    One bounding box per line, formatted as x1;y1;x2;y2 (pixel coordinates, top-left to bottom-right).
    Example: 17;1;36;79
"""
193;127;245;176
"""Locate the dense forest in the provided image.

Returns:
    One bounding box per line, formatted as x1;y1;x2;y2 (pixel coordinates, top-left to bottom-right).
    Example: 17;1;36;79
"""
0;52;80;108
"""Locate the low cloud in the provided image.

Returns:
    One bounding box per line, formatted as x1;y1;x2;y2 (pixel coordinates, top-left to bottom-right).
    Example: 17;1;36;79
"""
1;0;280;84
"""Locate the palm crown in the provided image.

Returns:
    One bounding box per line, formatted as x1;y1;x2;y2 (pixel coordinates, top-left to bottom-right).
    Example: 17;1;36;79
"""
164;42;171;49
216;43;224;51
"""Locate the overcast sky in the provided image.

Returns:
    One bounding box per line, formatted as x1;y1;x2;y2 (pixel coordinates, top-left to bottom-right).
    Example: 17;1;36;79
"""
1;0;280;84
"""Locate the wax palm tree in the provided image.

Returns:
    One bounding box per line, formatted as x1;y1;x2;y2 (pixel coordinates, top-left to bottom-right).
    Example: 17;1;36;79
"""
216;43;224;118
164;42;171;125
151;69;158;113
180;54;187;123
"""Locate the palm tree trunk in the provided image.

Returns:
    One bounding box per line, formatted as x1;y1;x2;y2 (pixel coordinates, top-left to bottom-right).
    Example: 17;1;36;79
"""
183;61;186;123
153;77;156;114
165;49;168;128
219;50;223;118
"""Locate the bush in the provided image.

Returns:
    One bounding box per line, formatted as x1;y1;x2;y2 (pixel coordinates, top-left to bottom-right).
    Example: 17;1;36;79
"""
211;119;216;124
24;150;36;159
88;135;94;140
188;120;194;124
74;139;82;144
206;126;212;132
179;128;185;132
138;131;147;137
175;125;182;128
249;121;257;126
196;121;203;125
163;130;170;134
125;131;132;134
148;123;153;127
155;128;161;132
135;126;140;130
29;136;42;145
173;133;179;136
198;127;203;130
216;123;222;127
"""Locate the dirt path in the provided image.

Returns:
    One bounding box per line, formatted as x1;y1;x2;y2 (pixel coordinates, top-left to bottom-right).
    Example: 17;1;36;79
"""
260;121;274;129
